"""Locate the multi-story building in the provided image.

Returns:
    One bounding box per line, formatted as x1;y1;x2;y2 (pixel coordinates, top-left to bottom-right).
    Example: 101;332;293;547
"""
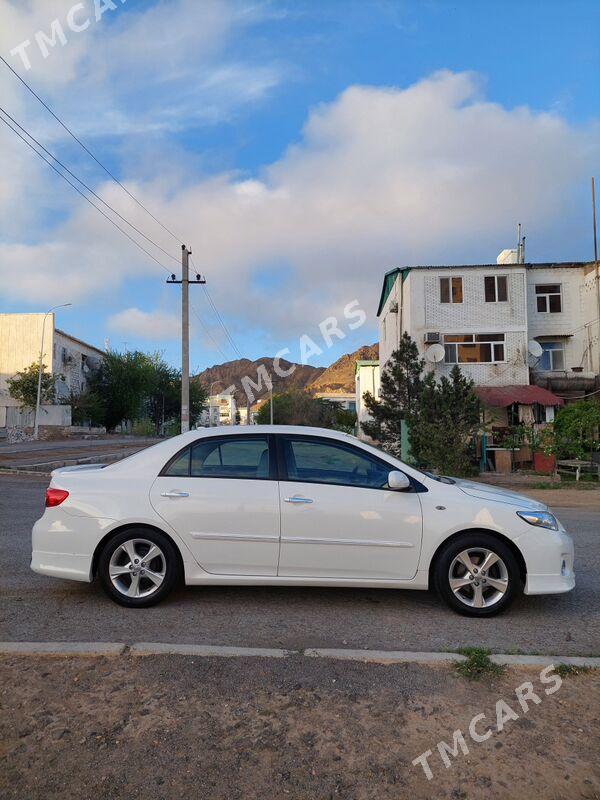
378;260;599;386
376;258;600;436
355;360;380;436
199;389;237;427
0;313;105;430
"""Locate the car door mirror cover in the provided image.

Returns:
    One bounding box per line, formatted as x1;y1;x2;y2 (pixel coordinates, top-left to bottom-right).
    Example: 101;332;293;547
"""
388;470;411;491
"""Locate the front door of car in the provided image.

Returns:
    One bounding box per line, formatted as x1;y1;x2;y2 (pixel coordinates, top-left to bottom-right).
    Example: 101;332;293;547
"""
150;434;280;576
277;435;423;580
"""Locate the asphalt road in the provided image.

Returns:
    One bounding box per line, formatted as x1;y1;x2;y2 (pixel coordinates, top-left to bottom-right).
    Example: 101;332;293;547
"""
1;474;598;656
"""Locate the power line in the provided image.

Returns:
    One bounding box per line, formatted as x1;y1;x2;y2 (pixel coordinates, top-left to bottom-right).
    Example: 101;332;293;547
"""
190;302;230;362
203;285;243;358
0;53;183;245
0;105;180;266
0;113;173;274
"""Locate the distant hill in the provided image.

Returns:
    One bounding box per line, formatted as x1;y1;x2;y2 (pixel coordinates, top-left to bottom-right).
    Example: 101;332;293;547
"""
194;357;325;401
194;344;378;400
309;344;379;394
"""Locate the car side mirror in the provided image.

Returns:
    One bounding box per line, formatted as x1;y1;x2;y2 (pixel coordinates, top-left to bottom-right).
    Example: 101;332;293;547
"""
388;470;411;491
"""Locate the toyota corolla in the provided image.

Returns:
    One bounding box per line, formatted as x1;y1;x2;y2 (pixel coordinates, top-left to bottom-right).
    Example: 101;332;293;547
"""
31;425;575;615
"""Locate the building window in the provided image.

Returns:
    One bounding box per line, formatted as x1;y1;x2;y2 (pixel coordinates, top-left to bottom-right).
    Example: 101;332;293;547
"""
484;275;508;302
535;284;562;313
539;341;565;371
440;276;463;304
444;333;505;364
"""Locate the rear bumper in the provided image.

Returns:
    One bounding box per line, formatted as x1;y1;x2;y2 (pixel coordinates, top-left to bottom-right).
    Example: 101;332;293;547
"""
31;550;92;582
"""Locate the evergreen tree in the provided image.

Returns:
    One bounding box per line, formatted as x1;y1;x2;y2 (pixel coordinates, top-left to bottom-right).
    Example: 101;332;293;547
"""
361;332;424;449
407;365;481;476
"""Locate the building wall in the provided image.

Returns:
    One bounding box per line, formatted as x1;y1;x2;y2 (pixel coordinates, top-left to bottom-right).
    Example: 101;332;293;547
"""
527;265;599;378
355;362;380;436
0;313;54;407
53;330;105;400
380;266;529;387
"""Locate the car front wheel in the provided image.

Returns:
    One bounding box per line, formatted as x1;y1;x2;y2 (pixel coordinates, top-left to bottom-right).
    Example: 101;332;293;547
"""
98;529;180;608
434;533;521;617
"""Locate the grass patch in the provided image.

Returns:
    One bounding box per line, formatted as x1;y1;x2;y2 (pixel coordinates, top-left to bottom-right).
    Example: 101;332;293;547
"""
455;647;505;681
554;663;593;678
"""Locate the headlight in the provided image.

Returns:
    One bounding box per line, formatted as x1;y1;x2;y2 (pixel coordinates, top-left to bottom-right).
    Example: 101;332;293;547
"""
516;510;559;531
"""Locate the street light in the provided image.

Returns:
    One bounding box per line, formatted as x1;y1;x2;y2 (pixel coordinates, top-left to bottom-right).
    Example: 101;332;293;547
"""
33;303;72;440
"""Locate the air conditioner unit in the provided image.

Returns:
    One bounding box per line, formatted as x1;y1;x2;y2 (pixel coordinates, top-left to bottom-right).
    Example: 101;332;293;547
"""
424;332;441;344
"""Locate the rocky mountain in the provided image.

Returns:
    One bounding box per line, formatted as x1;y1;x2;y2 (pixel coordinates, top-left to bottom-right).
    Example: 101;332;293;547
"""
194;357;325;401
194;344;378;400
308;344;379;394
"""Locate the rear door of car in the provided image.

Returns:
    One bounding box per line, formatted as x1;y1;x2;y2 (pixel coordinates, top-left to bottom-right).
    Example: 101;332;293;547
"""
150;433;280;576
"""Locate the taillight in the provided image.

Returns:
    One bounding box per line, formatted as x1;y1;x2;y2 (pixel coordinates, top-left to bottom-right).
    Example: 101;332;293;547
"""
46;489;69;508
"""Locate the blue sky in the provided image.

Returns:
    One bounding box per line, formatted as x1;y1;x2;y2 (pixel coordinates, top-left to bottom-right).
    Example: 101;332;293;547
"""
1;0;599;371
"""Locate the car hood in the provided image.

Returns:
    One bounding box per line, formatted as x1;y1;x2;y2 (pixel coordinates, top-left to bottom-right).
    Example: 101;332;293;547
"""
453;478;548;510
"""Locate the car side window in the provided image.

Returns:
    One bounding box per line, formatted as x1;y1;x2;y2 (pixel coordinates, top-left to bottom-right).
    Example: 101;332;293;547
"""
163;448;191;477
190;437;271;479
283;437;391;490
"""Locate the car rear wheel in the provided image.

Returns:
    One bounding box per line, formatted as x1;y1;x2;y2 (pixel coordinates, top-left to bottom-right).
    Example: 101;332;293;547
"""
98;529;180;608
434;533;521;617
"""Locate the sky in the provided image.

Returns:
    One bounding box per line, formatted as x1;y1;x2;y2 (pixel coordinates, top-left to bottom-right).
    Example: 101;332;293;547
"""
0;0;599;372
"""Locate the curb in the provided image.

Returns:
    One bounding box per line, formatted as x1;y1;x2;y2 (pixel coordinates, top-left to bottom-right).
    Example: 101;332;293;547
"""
1;642;599;667
130;643;291;658
304;648;466;664
0;642;126;656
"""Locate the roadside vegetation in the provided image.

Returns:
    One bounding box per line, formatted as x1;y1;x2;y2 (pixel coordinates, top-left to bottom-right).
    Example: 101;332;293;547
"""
362;333;481;476
455;647;506;681
254;389;357;432
8;350;208;435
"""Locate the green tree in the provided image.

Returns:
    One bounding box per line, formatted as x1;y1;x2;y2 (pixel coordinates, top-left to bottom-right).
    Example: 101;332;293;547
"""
553;399;600;460
7;363;57;409
69;388;105;427
89;350;156;431
407;365;481;476
362;333;425;450
255;390;357;432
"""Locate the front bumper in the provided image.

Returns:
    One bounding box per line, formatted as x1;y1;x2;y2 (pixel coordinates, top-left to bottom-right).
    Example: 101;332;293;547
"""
518;526;575;596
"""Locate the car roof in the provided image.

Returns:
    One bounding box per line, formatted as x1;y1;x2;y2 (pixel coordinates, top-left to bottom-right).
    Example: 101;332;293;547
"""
190;425;355;441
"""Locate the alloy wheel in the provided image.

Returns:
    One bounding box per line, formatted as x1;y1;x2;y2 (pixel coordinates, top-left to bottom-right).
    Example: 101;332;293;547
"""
448;547;509;609
108;538;166;599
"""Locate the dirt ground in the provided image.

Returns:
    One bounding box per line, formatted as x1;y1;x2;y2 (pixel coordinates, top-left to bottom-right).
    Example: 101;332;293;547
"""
1;654;598;800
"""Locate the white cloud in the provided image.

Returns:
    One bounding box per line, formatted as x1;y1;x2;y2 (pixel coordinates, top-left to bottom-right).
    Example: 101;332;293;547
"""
1;68;598;342
108;307;180;340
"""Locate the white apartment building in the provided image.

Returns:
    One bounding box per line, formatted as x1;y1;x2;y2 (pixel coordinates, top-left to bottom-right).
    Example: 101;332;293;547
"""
378;260;600;401
355;360;380;436
0;313;105;430
199;390;237;427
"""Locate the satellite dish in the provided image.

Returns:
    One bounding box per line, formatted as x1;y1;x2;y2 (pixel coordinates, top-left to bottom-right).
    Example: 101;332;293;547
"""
425;343;445;363
528;340;543;358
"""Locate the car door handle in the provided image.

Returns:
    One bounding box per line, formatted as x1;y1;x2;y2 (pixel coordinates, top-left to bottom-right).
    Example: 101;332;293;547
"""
284;496;313;504
161;491;190;498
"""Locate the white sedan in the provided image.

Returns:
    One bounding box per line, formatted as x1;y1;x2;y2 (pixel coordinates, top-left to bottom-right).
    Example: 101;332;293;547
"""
31;425;575;616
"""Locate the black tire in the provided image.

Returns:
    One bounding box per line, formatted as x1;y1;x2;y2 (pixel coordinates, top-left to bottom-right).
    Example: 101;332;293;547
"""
434;532;521;617
98;528;181;608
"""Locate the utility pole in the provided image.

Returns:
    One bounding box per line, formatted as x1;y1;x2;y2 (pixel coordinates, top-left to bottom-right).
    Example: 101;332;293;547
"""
167;247;205;433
